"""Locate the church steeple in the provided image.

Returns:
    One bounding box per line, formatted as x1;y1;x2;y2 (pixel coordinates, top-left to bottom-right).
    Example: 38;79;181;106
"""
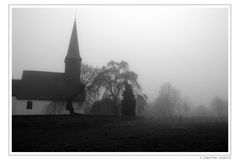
64;19;82;84
65;19;81;60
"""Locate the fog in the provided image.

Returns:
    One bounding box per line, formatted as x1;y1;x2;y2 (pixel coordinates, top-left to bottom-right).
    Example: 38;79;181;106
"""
12;6;228;107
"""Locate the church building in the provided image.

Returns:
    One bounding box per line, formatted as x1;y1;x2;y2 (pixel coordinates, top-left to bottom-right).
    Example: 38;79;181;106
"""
12;19;86;115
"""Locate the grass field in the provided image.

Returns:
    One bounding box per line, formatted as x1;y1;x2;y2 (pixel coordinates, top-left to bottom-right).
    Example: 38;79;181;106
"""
12;115;228;152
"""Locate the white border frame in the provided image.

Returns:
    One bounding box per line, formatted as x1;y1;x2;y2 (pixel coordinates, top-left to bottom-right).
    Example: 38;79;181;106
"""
8;4;231;156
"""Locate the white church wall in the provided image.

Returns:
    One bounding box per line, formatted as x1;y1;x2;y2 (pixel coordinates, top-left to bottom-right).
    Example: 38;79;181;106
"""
13;99;51;115
12;97;85;115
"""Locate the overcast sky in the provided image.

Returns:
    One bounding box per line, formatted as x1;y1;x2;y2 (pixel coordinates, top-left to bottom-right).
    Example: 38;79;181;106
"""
12;6;229;106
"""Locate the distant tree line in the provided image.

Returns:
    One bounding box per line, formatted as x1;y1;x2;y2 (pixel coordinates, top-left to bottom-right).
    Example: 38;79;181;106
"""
145;83;228;121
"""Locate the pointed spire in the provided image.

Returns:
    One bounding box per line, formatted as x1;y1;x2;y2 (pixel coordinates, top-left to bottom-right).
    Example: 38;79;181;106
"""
65;19;81;60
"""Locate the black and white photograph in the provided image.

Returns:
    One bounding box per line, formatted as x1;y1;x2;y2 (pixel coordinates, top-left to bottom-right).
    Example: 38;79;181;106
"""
10;5;230;154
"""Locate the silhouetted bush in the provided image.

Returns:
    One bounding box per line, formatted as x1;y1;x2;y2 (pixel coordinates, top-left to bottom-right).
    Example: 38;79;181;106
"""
90;98;115;115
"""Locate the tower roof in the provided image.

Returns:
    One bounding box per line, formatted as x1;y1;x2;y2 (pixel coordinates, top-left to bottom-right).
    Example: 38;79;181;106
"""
65;19;81;60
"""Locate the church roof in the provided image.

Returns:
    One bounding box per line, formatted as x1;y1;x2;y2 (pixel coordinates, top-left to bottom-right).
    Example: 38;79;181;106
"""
65;19;81;60
13;70;85;101
12;79;20;96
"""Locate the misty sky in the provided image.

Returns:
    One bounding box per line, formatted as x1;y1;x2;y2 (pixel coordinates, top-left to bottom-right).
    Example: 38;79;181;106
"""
12;6;229;107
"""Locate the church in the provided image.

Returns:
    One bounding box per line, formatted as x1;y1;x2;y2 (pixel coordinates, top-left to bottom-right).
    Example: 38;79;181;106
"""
12;19;86;115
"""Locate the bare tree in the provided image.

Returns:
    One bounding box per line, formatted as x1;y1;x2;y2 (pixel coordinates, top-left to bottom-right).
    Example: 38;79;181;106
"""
176;99;192;118
211;97;228;119
93;60;141;115
80;63;101;105
154;83;181;118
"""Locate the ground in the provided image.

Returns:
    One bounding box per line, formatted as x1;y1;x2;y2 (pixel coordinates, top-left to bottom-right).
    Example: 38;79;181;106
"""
12;115;228;152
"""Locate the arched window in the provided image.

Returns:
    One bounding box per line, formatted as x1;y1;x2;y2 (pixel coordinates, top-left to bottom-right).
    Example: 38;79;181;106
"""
26;101;33;109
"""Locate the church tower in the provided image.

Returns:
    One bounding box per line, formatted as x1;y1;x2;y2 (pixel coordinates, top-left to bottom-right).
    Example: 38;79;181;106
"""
64;19;82;84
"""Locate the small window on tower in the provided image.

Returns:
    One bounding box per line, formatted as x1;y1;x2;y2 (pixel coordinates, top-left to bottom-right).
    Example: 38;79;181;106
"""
26;101;33;109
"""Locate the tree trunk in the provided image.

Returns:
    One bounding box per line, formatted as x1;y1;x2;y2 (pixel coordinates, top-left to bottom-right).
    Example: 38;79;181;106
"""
66;100;75;114
113;98;118;115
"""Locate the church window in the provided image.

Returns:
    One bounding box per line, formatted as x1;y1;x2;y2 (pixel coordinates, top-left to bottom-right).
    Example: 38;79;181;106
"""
26;101;33;109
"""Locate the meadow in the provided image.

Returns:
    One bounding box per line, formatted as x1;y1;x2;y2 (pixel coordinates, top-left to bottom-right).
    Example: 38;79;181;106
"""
12;114;228;152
